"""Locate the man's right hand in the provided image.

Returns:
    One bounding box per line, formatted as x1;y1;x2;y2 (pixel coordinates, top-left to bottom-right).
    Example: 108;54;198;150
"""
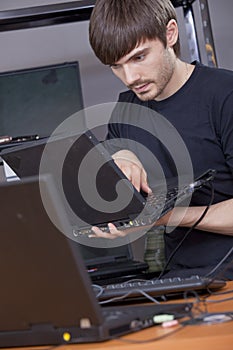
112;149;152;193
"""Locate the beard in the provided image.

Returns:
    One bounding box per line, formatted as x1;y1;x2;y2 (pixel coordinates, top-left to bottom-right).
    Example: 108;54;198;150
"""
128;48;176;101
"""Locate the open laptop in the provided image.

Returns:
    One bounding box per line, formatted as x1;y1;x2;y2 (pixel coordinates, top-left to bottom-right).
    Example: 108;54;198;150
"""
81;243;148;284
0;176;193;347
1;130;216;237
1;131;151;281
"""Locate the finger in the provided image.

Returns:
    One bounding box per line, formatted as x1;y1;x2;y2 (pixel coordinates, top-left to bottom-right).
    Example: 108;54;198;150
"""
90;226;116;239
120;165;133;182
90;224;127;239
107;223;127;237
141;169;152;194
119;165;141;192
129;164;142;192
90;224;123;239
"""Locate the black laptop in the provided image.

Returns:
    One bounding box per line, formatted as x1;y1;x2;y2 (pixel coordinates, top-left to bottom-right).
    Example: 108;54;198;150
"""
0;176;193;347
1;131;215;240
81;242;149;284
1;132;151;282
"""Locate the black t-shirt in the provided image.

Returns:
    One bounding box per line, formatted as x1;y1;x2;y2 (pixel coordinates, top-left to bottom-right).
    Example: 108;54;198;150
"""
106;62;233;279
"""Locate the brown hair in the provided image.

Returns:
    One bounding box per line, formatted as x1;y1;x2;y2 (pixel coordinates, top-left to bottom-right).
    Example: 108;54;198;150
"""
89;0;180;65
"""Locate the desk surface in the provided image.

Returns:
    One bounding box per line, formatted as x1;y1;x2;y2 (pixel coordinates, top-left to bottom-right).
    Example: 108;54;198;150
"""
5;282;233;350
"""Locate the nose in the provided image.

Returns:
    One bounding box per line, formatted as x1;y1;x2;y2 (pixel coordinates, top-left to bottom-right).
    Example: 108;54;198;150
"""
122;65;141;86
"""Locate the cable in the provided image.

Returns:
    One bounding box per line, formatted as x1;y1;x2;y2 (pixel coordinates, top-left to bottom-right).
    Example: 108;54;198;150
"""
182;291;233;326
98;288;161;305
205;295;233;304
182;311;233;326
157;182;215;279
204;288;233;297
92;284;105;299
205;246;233;278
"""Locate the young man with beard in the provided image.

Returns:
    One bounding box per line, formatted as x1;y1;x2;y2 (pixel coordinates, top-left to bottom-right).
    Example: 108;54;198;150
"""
88;0;233;279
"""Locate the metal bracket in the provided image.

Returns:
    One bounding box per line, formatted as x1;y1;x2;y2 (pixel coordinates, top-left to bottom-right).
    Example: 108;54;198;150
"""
183;3;201;63
198;0;218;67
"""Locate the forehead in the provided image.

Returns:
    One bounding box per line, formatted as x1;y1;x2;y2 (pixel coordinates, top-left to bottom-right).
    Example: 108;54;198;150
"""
114;38;160;64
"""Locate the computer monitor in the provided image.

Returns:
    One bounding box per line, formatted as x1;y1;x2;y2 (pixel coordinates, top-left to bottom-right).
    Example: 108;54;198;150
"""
0;61;84;138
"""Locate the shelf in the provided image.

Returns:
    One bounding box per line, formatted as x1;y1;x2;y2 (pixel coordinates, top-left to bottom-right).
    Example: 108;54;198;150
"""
0;0;196;32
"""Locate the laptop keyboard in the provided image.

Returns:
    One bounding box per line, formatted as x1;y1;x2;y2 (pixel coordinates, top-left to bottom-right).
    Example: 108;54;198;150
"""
93;275;226;302
72;185;192;237
72;170;216;237
143;186;183;214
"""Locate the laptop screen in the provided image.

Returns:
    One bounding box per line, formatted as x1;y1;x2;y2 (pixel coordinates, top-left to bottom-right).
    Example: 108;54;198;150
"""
0;61;84;138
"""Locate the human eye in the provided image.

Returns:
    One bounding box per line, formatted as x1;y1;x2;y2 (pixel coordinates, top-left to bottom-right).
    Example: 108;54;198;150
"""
133;53;145;62
110;63;120;70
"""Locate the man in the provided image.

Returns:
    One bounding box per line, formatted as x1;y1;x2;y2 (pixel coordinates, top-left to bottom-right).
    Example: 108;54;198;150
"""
88;0;233;278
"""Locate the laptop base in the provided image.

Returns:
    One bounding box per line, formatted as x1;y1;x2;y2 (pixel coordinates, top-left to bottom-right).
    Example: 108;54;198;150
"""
0;303;193;347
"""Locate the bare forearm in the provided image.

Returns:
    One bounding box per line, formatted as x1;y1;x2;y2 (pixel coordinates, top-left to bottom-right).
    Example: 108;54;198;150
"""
158;199;233;236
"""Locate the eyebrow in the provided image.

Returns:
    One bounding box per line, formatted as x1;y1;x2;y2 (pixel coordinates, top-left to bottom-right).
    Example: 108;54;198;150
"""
127;47;150;62
113;47;150;66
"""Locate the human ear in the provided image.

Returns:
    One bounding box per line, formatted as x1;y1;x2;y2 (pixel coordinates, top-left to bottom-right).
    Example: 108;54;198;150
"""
166;19;179;48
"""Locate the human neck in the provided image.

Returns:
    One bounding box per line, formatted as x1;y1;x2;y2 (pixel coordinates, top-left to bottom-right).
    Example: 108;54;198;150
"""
155;59;194;101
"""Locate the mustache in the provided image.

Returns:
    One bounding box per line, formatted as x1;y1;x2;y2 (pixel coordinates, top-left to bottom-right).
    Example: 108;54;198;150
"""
127;80;152;90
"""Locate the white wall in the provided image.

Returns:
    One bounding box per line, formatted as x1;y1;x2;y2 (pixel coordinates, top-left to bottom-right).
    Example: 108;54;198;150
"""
0;0;232;108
